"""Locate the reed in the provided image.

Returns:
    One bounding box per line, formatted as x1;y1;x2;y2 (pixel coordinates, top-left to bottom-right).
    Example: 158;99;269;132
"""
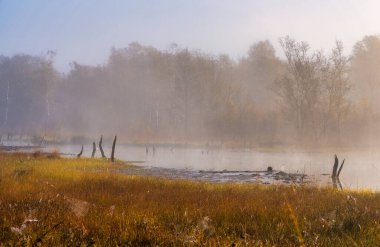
0;152;380;246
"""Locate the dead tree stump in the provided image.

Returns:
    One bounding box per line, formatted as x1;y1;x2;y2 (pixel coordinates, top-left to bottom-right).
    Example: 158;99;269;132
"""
332;154;345;190
91;142;96;158
111;135;117;162
99;135;106;158
77;145;83;158
337;159;345;177
332;155;339;178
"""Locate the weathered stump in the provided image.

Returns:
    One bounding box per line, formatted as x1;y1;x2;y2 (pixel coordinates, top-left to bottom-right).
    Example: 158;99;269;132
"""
111;135;117;162
332;155;339;178
331;154;345;190
77;145;83;158
91;142;96;158
99;135;106;158
337;159;345;178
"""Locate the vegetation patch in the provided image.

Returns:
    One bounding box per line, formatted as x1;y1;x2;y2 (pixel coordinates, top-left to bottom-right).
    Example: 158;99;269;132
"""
1;152;380;246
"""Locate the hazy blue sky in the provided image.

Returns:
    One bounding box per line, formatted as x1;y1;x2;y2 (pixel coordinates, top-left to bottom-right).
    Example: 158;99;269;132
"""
0;0;379;71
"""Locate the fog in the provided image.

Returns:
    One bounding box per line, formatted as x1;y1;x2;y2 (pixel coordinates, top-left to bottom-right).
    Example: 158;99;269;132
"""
1;35;380;149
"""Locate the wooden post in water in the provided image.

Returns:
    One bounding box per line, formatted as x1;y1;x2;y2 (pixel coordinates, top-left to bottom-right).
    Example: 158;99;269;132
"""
99;135;106;158
111;135;117;162
91;142;96;158
332;155;345;190
337;159;345;178
77;145;83;158
332;154;339;178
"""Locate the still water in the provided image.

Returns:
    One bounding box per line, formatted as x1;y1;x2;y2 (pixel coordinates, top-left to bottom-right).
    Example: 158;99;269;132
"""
44;144;380;190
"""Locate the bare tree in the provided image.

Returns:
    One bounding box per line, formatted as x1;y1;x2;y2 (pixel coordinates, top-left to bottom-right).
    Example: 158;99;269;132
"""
274;37;325;141
321;41;350;140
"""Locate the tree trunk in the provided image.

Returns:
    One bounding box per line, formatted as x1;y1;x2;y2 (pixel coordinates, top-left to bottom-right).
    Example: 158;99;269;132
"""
77;145;83;158
99;135;106;158
91;142;96;158
111;135;117;162
332;154;339;178
337;159;345;178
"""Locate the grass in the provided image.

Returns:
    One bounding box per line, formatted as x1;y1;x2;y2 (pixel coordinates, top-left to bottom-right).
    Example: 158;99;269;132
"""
1;152;380;246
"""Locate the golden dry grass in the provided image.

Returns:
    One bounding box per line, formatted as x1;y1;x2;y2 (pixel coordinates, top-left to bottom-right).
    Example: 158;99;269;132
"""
1;152;380;246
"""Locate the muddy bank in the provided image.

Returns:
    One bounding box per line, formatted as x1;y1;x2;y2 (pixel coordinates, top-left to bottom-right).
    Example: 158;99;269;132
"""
118;166;309;185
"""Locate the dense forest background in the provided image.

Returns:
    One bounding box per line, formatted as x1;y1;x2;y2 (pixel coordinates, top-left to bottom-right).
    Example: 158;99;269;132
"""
1;35;380;147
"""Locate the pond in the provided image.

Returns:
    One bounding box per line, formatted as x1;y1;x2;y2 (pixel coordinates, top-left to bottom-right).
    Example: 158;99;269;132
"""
39;143;380;191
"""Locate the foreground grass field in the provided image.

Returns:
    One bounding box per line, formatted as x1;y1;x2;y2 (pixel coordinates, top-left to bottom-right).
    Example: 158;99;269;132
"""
1;152;380;246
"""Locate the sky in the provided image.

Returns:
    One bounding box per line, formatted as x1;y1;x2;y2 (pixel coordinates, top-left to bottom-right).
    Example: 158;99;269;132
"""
0;0;379;72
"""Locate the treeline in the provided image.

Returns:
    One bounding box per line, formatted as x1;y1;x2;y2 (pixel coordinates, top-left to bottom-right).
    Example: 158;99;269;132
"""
1;36;380;147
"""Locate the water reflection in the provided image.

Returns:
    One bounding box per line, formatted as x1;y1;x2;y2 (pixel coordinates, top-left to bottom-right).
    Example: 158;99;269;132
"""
331;154;345;190
42;144;380;191
332;177;343;190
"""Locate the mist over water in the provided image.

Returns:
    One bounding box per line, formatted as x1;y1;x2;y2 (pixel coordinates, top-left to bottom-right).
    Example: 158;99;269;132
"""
5;3;380;246
3;36;380;190
39;143;380;190
2;36;380;147
3;2;380;190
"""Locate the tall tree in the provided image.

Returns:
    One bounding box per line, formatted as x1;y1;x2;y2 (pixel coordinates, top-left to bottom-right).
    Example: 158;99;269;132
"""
274;37;325;140
321;41;350;140
0;54;57;134
351;35;380;107
238;40;283;108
